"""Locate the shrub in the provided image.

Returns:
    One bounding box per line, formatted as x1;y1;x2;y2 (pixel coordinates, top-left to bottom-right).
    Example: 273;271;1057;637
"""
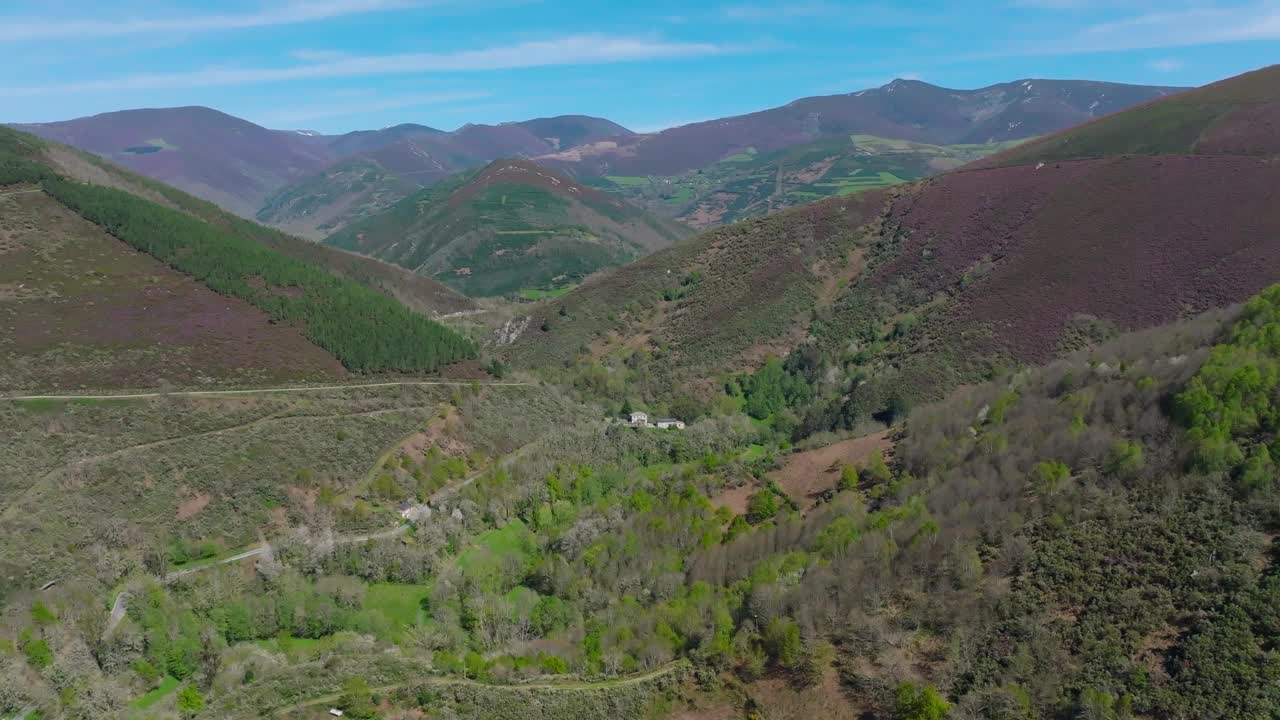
1030;460;1070;495
763;617;802;669
839;464;860;491
20;634;51;670
177;685;205;716
339;676;376;719
894;682;950;720
1104;440;1145;477
746;491;780;525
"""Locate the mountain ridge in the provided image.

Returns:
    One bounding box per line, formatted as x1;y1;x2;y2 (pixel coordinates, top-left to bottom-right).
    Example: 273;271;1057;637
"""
507;65;1276;420
11;77;1182;239
326;158;691;297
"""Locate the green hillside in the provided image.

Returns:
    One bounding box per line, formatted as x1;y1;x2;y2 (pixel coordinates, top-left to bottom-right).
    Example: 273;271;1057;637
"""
255;155;423;239
326;160;691;297
582;134;1025;228
0;126;475;378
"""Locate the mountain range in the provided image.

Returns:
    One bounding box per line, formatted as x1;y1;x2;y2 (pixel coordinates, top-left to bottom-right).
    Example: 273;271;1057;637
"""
6;59;1280;720
12;77;1182;241
509;64;1280;416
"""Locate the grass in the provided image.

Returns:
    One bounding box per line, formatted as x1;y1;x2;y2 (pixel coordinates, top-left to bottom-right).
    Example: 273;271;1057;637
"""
739;444;767;462
456;520;537;591
604;176;653;187
519;287;574;300
0;386;454;599
0;381;573;603
719;147;758;162
130;675;180;709
589;134;1024;229
366;583;431;628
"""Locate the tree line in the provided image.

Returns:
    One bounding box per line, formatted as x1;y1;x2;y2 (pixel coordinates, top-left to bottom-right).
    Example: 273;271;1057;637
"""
0;137;476;373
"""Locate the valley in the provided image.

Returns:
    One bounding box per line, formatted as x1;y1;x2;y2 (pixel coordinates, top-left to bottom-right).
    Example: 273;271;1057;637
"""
1;39;1279;720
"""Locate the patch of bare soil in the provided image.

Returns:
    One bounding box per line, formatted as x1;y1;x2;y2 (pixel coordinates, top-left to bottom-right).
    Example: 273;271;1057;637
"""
769;431;893;509
713;482;756;516
681;193;738;229
286;486;318;515
744;668;863;720
1136;623;1181;677
787;157;837;184
668;701;739;720
176;493;211;520
403;405;470;458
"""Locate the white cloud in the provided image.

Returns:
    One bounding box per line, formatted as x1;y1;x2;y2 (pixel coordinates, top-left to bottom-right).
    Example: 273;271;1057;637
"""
1073;3;1280;51
289;49;354;62
0;35;736;96
0;0;425;43
1148;57;1185;72
933;1;1280;61
722;2;842;20
255;90;491;125
720;2;939;26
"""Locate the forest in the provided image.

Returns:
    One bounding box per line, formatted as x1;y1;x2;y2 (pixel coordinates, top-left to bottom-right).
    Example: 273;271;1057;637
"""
6;282;1276;718
0;138;475;374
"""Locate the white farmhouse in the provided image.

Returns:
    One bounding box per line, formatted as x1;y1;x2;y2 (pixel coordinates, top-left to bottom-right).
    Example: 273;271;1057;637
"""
629;411;649;427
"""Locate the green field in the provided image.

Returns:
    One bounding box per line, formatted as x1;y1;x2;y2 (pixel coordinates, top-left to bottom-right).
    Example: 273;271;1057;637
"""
603;175;652;186
130;675;180;709
366;583;431;628
590;134;1029;227
519;286;575;300
456;520;538;592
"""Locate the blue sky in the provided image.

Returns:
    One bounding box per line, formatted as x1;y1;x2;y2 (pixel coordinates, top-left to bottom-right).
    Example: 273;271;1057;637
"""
2;1;1276;133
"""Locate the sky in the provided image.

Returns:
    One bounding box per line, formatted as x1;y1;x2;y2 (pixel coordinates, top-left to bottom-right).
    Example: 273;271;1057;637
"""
1;0;1276;134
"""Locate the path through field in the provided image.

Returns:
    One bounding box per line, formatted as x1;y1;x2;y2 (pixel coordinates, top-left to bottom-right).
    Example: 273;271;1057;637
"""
0;378;532;402
270;661;686;717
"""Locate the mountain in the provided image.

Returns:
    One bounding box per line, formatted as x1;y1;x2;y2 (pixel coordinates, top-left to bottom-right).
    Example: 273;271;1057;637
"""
585;133;1026;229
535;78;1185;179
977;63;1280;166
325;159;691;297
12;106;335;216
514;114;633;150
13;80;1174;240
508;65;1279;415
0;125;476;392
258;116;637;239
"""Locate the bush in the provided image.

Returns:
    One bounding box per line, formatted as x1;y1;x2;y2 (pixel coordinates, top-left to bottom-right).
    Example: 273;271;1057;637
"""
763;618;802;669
177;686;205;716
339;676;376;719
746;491;779;525
20;634;52;670
839;464;860;491
1030;460;1070;495
894;682;950;720
1104;440;1145;477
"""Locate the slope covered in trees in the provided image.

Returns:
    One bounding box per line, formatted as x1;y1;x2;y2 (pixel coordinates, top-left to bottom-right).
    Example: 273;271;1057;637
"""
8;286;1276;719
326;160;690;297
509;64;1280;432
0;126;475;375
